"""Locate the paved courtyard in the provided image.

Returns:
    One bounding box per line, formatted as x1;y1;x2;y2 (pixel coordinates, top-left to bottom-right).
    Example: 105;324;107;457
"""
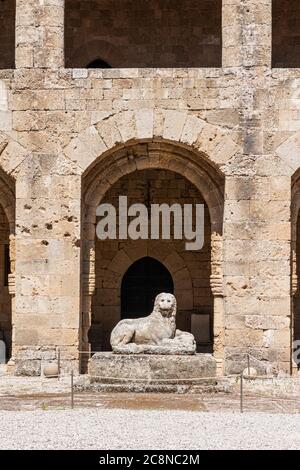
0;408;300;450
1;372;300;450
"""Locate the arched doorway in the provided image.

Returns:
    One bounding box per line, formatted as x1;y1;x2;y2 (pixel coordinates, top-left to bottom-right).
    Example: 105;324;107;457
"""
292;173;300;372
81;140;225;373
87;165;216;354
0;167;15;365
121;257;174;319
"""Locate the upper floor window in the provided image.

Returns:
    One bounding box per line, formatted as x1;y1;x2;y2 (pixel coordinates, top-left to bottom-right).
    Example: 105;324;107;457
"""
0;0;15;69
65;0;222;68
272;0;300;67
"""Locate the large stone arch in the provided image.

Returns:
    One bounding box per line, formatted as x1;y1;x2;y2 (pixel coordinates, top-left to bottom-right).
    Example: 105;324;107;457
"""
81;137;226;375
291;168;300;372
64;108;241;174
277;135;300;374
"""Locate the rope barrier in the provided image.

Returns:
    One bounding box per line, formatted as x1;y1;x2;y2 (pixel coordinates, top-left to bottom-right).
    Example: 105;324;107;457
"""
88;373;238;383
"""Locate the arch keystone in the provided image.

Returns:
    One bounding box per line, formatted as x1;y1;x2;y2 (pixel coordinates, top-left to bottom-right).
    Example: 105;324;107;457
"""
163;110;188;141
135;109;154;139
115;111;137;143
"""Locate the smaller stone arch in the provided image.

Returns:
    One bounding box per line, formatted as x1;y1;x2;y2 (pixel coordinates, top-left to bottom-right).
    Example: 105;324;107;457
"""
88;246;194;353
65;40;124;69
87;58;111;69
121;256;174;319
106;246;193;306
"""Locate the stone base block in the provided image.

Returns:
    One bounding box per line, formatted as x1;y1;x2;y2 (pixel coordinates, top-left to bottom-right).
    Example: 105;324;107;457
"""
89;352;217;387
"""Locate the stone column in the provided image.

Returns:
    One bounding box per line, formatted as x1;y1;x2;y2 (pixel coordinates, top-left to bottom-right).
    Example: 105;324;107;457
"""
13;154;82;375
81;229;96;373
222;0;272;68
6;234;16;372
223;167;292;375
222;0;291;375
15;0;64;69
211;232;224;376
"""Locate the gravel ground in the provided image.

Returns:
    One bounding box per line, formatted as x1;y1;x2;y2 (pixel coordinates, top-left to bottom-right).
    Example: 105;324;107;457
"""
0;409;299;450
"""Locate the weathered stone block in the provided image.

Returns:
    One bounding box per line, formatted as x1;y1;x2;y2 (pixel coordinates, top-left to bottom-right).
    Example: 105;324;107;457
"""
89;352;217;382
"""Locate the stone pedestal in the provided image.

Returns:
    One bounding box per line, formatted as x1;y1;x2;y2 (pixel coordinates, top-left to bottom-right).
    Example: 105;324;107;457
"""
89;352;217;390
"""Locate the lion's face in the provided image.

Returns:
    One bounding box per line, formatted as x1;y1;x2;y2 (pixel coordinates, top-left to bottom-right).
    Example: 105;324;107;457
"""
154;293;176;317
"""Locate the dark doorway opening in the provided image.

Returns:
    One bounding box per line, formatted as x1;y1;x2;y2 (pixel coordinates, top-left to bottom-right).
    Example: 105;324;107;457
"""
121;257;174;319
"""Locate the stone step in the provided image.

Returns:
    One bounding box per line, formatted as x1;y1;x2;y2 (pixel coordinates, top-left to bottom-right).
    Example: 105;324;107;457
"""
75;377;234;394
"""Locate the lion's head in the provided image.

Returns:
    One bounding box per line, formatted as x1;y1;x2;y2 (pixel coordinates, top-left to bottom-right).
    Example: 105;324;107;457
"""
153;293;177;318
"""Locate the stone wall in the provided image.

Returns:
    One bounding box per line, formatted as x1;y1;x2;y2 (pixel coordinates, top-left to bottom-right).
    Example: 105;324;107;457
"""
0;0;298;376
65;0;222;68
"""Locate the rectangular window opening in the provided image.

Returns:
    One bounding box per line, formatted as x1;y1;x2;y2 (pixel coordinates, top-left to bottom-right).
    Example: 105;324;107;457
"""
272;0;300;68
0;0;16;69
65;0;222;69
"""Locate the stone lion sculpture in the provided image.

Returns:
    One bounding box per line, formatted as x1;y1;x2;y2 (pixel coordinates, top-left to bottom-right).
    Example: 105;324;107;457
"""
110;293;196;355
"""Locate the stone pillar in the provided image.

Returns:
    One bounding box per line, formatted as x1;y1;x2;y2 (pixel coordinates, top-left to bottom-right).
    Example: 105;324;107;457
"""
13;154;82;375
291;200;300;375
223;170;292;375
81;230;96;372
15;0;64;69
222;0;272;68
222;0;291;375
211;232;224;376
6;235;16;373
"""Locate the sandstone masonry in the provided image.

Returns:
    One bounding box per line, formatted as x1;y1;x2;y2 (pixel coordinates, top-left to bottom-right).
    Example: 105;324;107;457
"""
0;0;298;376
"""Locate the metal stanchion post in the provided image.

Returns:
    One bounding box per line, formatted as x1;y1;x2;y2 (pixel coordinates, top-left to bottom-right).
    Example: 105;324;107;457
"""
71;370;74;409
240;372;243;413
57;348;61;378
